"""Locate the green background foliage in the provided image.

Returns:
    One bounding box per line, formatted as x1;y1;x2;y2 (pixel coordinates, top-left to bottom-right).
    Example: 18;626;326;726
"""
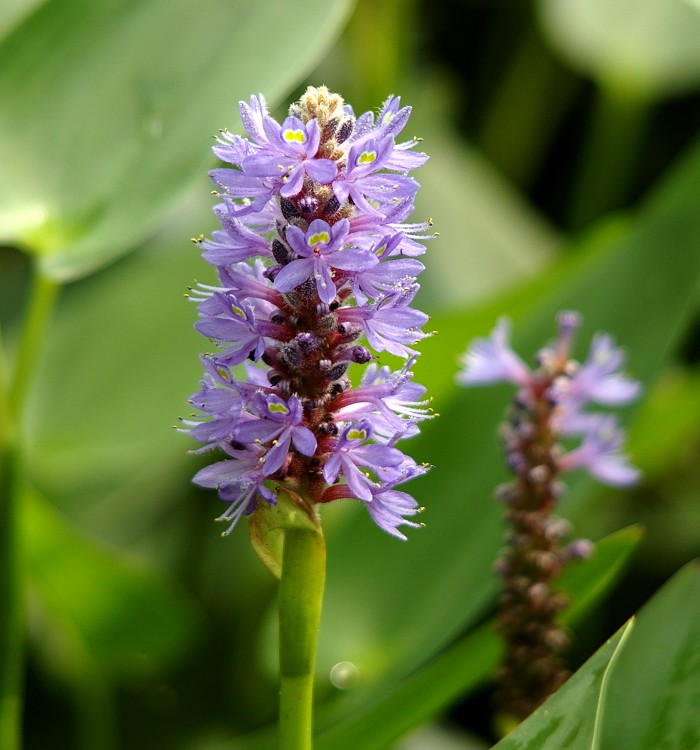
2;0;700;747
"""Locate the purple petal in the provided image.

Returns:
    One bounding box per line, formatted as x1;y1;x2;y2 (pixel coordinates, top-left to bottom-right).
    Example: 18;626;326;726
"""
328;248;379;272
274;258;314;293
305;158;337;184
457;318;530;387
291;426;317;456
262;430;292;475
313;260;337;305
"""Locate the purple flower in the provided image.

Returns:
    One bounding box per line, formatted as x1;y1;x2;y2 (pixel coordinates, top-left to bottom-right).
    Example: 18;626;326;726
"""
193;446;276;536
562;333;641;407
456;318;530;387
234;393;317;476
323;455;427;539
558;418;640;487
341;292;429;358
194;292;267;366
322;421;407;502
185;87;432;537
243;116;337;197
275;219;377;304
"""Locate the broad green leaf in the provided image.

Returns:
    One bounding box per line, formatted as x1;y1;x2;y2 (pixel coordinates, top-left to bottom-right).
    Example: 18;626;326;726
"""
0;0;354;281
409;81;561;310
626;368;700;477
537;0;700;99
0;0;46;40
312;526;642;750
600;561;700;749
491;620;635;750
23;184;212;520
494;561;700;749
315;131;700;699
23;485;200;679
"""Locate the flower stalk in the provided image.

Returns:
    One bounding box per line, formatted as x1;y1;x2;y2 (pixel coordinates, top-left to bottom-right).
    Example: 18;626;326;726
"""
458;312;640;723
184;86;433;744
0;270;60;750
278;523;325;750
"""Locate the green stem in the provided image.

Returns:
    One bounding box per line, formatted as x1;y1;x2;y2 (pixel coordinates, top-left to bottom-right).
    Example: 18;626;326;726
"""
8;272;60;421
0;270;60;750
278;526;326;750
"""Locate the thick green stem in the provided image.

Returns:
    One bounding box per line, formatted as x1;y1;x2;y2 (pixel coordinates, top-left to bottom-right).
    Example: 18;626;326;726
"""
0;270;59;750
8;272;60;421
278;526;326;750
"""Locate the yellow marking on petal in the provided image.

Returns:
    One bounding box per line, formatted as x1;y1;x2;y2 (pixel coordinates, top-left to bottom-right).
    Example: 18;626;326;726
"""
358;150;377;165
347;428;367;441
231;304;246;318
283;128;306;143
268;402;290;415
308;231;330;246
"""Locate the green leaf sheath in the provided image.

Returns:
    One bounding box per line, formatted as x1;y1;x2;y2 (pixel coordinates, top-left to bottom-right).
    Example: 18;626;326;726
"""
279;528;326;750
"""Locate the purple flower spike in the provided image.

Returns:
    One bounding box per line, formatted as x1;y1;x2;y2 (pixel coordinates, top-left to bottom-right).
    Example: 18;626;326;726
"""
458;312;640;488
185;86;432;537
458;312;641;720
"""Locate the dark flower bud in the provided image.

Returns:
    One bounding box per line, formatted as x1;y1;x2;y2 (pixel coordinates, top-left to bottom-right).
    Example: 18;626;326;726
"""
263;265;281;282
324;362;349;381
272;239;294;265
298;196;318;216
280;197;300;221
295;332;321;353
322;116;339;140
323;195;341;218
336;118;354;144
337;322;363;342
349;346;371;364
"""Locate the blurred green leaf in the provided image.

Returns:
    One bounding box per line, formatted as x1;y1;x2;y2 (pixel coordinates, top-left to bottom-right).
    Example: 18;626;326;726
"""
627;367;700;477
312;526;642;750
23;186;212;519
409;81;562;309
0;0;354;281
537;0;700;99
0;0;46;40
23;484;199;679
494;561;700;749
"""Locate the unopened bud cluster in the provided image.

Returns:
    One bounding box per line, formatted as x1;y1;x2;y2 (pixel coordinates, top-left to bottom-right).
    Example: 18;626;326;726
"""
458;311;640;719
